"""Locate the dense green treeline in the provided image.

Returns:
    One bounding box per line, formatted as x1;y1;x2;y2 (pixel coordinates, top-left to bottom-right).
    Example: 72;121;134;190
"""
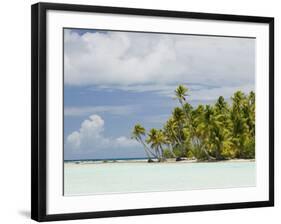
132;85;255;162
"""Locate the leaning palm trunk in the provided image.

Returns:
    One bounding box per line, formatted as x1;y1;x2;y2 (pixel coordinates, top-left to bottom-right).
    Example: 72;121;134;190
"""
138;138;157;159
215;143;223;160
168;143;176;158
192;136;214;161
155;148;161;161
203;147;214;161
139;139;151;160
142;144;151;159
179;100;190;122
159;145;167;162
172;130;185;160
171;131;182;149
177;124;185;157
202;141;215;161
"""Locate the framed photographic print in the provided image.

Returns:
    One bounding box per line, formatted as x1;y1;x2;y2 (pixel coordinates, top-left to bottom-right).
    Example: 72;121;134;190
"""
31;2;274;222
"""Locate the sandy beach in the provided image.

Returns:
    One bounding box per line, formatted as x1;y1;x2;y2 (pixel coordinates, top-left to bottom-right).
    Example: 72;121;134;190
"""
65;158;255;165
64;160;256;196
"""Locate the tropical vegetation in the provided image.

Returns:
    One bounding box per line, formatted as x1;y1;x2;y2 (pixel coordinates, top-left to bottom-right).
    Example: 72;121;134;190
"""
131;85;255;162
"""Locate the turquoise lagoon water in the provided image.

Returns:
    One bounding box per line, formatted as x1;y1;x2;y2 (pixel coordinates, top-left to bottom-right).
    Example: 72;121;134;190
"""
64;161;255;196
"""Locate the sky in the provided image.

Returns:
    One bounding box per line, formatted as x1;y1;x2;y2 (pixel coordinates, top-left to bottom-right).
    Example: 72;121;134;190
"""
63;28;255;160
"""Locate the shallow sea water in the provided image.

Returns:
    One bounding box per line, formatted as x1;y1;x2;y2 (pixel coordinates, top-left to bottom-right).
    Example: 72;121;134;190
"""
64;161;255;196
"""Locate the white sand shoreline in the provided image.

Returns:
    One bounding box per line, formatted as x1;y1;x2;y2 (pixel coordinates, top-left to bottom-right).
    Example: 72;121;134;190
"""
64;158;255;165
64;160;256;195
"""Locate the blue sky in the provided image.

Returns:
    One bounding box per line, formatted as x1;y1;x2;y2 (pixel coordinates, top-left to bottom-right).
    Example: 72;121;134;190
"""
64;28;255;160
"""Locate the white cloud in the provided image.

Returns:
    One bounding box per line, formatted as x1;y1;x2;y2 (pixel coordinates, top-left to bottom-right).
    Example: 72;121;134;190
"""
66;114;138;153
115;136;138;147
93;84;177;98
189;84;254;101
144;114;171;125
64;29;255;95
64;105;136;117
94;83;254;101
66;131;81;149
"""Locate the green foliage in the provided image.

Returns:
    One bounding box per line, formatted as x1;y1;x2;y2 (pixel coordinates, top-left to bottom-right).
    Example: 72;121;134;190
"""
163;149;175;158
146;128;168;161
131;85;255;162
189;145;208;161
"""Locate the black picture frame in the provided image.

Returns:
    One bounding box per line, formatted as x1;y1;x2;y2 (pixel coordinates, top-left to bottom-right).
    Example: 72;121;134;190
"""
31;2;274;222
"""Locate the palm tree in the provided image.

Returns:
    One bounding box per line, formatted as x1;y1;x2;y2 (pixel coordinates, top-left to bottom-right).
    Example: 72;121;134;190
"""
195;105;218;160
172;107;186;158
232;91;246;113
175;85;188;105
156;130;168;161
131;85;255;162
230;91;248;158
163;118;179;157
175;85;190;121
246;91;255;137
210;122;232;160
215;96;228;111
213;96;234;159
183;102;193;120
146;129;159;160
146;129;167;162
132;124;156;162
230;91;255;159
